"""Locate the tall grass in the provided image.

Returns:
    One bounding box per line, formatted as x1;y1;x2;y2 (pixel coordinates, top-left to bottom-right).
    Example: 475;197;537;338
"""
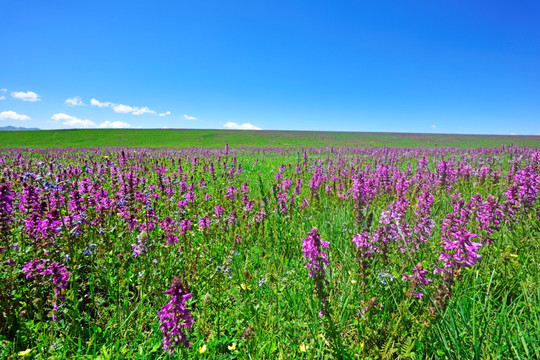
0;146;538;359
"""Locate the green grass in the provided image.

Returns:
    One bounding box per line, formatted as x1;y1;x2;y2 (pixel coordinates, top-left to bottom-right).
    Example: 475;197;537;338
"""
1;128;539;148
1;147;539;359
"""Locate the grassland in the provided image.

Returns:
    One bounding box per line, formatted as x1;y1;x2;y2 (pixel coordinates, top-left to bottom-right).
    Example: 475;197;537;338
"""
0;128;539;148
1;147;540;359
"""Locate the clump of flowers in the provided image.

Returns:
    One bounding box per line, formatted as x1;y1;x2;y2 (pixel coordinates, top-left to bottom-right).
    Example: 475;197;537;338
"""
352;232;376;291
432;192;484;310
157;277;194;353
302;227;343;357
198;216;211;231
0;182;14;240
303;227;329;279
132;231;149;257
413;190;435;244
302;227;330;316
23;259;70;320
402;262;432;301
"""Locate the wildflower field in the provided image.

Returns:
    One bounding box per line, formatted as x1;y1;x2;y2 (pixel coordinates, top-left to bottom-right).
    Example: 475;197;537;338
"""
1;145;539;359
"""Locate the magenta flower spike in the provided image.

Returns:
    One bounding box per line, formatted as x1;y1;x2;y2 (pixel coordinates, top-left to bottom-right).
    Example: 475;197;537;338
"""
157;277;194;353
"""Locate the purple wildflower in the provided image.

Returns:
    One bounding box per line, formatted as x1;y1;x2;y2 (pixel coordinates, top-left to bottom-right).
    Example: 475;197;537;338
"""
226;186;237;200
23;259;70;320
132;231;149;257
215;204;225;218
302;227;330;316
302;227;330;278
179;219;192;235
157;277;194;353
402;262;432;301
198;216;211;230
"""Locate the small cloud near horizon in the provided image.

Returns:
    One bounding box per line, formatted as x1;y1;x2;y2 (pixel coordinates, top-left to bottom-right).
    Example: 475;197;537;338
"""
183;114;197;120
98;120;132;128
159;111;171;117
0;110;31;121
11;91;40;102
431;125;437;129
224;122;262;130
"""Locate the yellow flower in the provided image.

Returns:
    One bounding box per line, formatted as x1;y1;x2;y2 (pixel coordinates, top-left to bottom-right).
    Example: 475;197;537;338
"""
299;343;308;352
351;280;357;284
240;283;251;291
228;342;237;351
18;349;33;357
198;344;207;354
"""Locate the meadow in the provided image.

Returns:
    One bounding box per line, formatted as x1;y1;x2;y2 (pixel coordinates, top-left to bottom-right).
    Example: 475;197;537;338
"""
1;129;540;148
1;144;539;359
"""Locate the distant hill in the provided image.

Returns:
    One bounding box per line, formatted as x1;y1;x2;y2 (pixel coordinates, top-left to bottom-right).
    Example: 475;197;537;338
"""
0;126;40;131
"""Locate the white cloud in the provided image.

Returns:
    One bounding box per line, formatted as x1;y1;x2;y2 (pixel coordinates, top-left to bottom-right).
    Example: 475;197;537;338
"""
162;126;169;129
223;122;262;130
159;111;171;117
431;125;437;129
11;91;40;102
131;106;155;115
112;104;155;115
111;104;133;113
91;97;158;115
51;113;96;128
90;98;112;108
0;110;31;121
0;96;5;100
0;88;7;92
183;114;197;120
51;113;132;128
65;96;84;106
98;120;132;128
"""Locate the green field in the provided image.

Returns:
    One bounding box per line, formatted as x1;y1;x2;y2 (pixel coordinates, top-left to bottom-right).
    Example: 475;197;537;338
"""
1;129;539;148
2;147;540;359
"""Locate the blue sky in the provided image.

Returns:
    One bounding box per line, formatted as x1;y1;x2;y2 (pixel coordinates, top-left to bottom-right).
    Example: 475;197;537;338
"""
1;1;539;134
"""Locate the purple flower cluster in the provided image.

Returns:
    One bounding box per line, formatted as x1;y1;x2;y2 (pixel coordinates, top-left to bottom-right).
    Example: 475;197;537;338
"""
132;231;149;257
302;227;330;316
302;227;330;279
157;277;194;353
475;195;505;244
438;194;483;270
438;229;482;269
413;190;435;244
379;196;413;252
160;216;179;245
23;259;70;320
402;262;432;301
0;183;15;236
